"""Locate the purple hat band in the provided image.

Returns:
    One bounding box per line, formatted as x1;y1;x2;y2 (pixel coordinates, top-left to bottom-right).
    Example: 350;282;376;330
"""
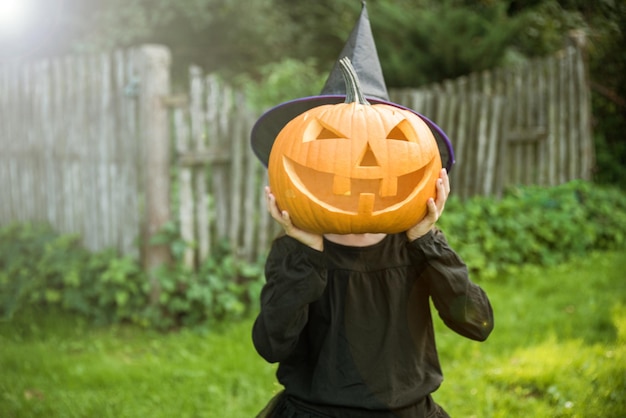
250;94;455;172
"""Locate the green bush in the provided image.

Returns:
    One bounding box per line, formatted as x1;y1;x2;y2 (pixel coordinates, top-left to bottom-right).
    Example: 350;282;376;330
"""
2;180;625;328
141;221;265;330
235;57;326;111
0;223;146;324
145;244;265;331
439;180;626;279
0;222;265;330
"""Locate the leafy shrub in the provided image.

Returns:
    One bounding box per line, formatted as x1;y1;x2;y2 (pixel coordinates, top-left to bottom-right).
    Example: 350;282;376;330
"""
235;57;326;111
0;223;146;324
2;180;625;328
439;180;626;280
142;221;265;330
0;220;262;329
0;222;265;330
145;244;264;331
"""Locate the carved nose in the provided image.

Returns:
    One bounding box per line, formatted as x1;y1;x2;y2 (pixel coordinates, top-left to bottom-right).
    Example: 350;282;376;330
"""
359;144;379;167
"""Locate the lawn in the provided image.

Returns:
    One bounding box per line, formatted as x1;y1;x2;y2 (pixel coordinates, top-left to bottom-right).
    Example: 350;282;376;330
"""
1;251;625;417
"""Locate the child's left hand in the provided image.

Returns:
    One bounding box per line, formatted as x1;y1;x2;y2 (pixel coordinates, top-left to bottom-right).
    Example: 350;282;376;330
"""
406;168;450;241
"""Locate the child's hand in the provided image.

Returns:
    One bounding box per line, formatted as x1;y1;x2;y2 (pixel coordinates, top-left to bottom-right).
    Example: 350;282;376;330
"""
265;186;324;251
406;169;450;241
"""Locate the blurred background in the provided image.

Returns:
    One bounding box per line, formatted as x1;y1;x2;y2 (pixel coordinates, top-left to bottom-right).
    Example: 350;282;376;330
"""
0;0;624;187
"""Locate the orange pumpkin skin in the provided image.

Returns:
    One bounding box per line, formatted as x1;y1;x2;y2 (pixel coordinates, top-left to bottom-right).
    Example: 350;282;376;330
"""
268;101;442;234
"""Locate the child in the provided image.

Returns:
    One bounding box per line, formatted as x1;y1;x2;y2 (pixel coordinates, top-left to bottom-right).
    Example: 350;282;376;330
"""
252;168;494;417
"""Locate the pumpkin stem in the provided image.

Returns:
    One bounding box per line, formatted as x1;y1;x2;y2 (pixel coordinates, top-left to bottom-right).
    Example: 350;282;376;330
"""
339;57;370;105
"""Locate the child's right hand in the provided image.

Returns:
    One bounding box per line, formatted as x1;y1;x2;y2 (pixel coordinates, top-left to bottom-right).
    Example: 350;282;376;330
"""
265;186;324;251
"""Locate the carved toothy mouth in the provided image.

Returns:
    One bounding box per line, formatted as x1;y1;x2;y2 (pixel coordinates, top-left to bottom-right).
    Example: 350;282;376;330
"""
283;156;428;215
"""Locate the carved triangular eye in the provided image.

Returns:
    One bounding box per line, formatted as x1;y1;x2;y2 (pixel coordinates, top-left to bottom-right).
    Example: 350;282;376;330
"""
386;119;416;142
317;126;345;140
302;118;347;142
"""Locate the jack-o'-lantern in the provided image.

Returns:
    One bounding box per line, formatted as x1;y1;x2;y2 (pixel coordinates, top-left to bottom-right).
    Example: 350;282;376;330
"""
268;58;442;234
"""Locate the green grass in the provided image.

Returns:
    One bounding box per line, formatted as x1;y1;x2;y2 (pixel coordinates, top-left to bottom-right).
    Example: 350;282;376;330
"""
1;251;625;417
434;251;626;417
0;314;278;417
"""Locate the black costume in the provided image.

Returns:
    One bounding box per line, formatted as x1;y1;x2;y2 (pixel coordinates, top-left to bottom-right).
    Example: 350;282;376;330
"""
253;229;494;417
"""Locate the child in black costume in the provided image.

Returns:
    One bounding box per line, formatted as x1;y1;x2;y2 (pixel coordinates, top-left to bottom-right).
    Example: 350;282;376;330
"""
253;169;494;417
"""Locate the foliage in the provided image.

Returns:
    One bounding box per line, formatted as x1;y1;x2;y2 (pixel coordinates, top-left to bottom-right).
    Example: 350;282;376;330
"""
8;1;622;89
32;0;296;81
234;58;327;111
586;2;626;190
372;0;524;86
595;130;626;190
0;223;145;324
1;251;624;417
0;222;265;330
270;0;362;70
142;221;265;331
508;0;588;57
438;180;626;280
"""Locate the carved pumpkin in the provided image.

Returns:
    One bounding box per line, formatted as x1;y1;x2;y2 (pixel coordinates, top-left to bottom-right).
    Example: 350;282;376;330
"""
268;58;442;234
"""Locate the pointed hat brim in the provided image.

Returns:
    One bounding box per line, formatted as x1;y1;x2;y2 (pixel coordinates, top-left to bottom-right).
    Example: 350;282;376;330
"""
250;2;455;171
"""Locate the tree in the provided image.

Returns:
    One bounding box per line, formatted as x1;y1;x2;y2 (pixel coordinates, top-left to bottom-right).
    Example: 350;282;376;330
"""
1;0;297;82
370;0;522;87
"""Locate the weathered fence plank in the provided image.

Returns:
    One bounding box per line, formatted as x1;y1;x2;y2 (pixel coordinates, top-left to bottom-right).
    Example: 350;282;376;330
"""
173;90;194;268
139;45;172;304
576;48;594;180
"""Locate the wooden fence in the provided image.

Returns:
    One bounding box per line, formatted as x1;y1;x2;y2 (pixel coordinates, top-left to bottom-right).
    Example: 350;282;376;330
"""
0;43;594;270
390;45;594;199
0;46;172;277
170;68;277;268
1;50;141;256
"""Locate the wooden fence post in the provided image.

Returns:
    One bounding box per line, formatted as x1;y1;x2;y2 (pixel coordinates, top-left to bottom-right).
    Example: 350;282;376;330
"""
139;45;172;304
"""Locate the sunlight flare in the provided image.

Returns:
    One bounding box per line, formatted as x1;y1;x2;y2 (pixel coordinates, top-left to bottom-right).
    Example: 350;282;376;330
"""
0;0;34;37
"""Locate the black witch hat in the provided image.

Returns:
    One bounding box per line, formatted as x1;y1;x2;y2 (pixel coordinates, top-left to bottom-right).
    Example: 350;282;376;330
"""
250;1;455;171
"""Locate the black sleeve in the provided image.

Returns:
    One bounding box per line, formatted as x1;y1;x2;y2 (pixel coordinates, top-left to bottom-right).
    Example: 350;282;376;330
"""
252;236;327;363
407;229;494;341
